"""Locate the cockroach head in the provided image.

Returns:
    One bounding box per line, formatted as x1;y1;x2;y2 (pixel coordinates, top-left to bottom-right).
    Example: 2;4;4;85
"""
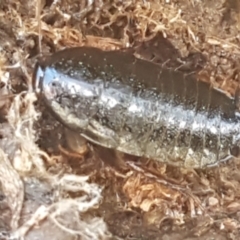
32;56;59;100
32;62;44;94
33;53;54;91
32;55;49;95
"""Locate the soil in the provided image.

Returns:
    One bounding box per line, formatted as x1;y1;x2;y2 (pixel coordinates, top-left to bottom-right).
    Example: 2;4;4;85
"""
1;0;240;239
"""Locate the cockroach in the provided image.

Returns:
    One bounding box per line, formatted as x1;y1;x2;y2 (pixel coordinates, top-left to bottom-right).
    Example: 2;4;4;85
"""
33;46;240;168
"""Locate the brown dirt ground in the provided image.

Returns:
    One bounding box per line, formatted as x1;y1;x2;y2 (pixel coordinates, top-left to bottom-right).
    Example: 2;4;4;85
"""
1;0;240;239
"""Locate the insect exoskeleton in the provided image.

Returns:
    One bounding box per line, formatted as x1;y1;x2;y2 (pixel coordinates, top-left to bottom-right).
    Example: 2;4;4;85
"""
33;47;240;169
